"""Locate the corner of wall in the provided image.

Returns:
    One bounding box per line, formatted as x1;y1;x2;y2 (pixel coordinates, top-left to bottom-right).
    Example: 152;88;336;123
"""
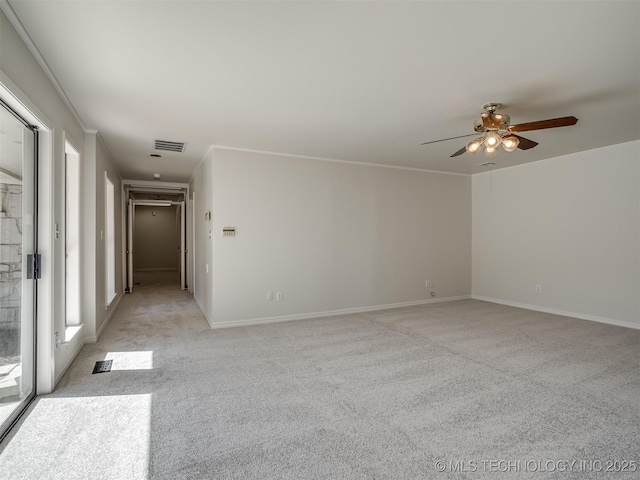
471;142;640;328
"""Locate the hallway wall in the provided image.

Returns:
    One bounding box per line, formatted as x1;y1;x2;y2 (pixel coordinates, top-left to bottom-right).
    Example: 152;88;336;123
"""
0;8;123;389
134;206;179;271
91;136;123;340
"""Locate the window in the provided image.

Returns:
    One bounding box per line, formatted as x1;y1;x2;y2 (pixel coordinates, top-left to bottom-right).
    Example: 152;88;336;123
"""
65;140;80;325
105;172;116;305
0;94;37;438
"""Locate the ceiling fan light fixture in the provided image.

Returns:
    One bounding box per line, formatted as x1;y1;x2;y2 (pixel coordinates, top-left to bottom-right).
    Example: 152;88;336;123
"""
502;135;520;152
484;132;502;148
421;103;577;159
467;139;482;154
484;146;498;157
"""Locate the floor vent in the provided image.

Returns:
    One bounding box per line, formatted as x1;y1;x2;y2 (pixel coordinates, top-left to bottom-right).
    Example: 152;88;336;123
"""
154;139;186;153
92;360;113;374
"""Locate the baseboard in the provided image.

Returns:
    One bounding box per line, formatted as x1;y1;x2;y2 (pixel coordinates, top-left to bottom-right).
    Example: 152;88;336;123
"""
206;295;471;330
54;336;85;387
193;295;214;328
472;295;640;331
85;292;123;343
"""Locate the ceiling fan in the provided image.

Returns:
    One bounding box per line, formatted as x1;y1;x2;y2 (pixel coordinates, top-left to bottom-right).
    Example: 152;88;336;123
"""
422;103;578;158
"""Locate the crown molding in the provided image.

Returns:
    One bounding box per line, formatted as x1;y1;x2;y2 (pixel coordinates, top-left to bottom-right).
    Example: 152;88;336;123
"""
210;144;472;177
0;0;88;132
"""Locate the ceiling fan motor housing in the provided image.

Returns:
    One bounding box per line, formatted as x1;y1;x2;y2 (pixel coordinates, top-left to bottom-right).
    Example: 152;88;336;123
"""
474;114;510;132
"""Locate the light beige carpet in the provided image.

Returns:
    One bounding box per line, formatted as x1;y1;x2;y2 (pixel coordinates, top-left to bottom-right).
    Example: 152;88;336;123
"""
0;271;639;479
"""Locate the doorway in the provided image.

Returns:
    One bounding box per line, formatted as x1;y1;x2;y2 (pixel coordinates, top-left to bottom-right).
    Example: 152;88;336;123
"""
0;99;37;441
123;183;189;293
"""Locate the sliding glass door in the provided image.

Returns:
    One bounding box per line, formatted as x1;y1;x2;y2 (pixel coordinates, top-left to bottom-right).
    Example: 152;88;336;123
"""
0;99;36;440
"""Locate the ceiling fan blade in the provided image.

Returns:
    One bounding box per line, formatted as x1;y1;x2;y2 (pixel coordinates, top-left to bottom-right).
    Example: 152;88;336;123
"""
512;134;538;150
450;146;467;157
421;133;479;145
507;116;578;132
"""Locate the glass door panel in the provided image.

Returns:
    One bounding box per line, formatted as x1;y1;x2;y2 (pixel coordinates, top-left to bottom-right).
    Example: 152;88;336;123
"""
0;101;36;440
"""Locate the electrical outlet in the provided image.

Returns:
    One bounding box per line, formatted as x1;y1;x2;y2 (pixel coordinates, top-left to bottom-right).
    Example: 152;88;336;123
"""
267;291;273;301
536;285;542;293
276;292;283;302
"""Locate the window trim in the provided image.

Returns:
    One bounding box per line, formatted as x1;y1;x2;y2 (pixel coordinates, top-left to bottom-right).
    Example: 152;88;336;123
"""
64;138;81;326
105;171;116;306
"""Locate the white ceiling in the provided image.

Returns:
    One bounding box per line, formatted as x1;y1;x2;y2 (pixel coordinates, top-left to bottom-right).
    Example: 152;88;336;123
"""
6;1;640;182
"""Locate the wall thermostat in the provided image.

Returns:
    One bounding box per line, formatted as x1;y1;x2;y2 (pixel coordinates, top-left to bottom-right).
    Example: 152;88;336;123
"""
223;227;236;237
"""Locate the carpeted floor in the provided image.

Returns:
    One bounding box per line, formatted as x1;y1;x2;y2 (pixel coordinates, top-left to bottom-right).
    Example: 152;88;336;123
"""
0;271;639;479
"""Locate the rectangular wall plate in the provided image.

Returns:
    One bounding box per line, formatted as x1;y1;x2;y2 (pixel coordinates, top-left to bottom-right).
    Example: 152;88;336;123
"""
223;227;235;237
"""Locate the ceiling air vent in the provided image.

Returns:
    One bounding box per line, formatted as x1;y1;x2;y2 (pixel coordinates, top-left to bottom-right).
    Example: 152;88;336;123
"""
154;139;187;153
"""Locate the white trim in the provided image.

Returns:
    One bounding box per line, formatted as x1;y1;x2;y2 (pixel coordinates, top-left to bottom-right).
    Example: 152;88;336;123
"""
201;144;214;161
0;72;53;130
36;124;55;395
123;179;189;190
86;292;123;343
120;182;127;294
0;0;88;132
193;295;214;328
1;72;56;394
96;132;122;179
54;336;85;387
199;295;471;330
104;171;116;305
210;144;471;177
188;145;214;186
63;130;80;157
472;295;640;331
133;201;175;207
189;191;195;295
63;132;82;332
63;324;83;343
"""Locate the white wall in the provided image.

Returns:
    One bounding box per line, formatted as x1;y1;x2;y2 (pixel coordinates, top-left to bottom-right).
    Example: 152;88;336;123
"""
92;136;122;339
1;8;82;390
472;141;640;328
134;205;178;271
1;8;123;388
191;148;471;327
190;149;215;323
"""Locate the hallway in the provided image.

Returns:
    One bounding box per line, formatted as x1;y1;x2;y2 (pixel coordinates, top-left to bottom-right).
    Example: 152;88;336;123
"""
0;271;211;479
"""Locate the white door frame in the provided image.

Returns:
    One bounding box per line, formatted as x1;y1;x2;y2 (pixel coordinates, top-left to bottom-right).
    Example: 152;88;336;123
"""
180;201;185;289
121;180;190;292
1;73;55;395
127;199;134;293
189;191;195;295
